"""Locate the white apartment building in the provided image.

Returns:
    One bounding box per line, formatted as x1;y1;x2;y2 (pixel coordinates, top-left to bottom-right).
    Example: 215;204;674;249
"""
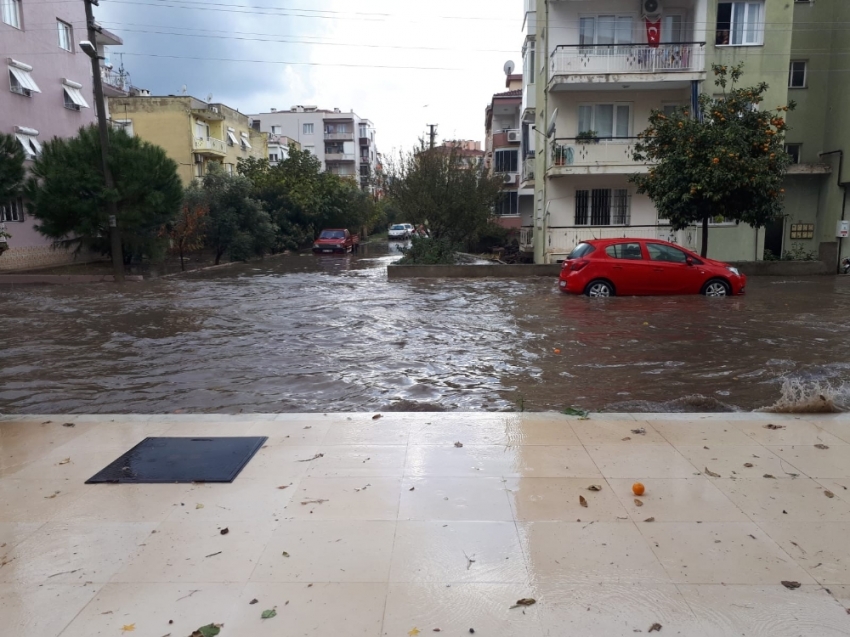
249;106;379;192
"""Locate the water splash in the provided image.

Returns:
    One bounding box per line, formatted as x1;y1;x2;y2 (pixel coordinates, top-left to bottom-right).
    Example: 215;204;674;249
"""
761;377;850;414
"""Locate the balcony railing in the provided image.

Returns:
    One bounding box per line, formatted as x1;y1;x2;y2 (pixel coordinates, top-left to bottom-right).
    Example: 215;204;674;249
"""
550;138;643;171
522;156;535;183
324;132;354;141
100;66;131;92
550;42;705;77
193;136;227;155
325;153;356;162
519;226;533;251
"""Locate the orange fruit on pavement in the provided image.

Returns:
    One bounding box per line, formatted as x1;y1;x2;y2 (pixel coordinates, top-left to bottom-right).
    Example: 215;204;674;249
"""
632;482;645;496
554;349;561;354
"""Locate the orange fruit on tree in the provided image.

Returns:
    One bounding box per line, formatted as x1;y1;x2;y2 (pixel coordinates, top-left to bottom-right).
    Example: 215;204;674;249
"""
632;482;645;496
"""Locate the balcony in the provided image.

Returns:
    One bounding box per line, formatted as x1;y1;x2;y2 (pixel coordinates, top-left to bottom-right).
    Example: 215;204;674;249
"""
324;132;354;141
192;136;227;156
100;66;131;97
359;136;371;146
548;138;648;176
522;156;535;186
493;130;521;148
519;226;534;252
325;153;356;162
549;42;705;90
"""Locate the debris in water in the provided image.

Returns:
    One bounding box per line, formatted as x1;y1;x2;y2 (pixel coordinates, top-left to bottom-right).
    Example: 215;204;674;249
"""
622;437;632;441
44;491;60;499
815;444;829;450
510;598;536;609
296;453;324;462
587;485;602;491
196;504;204;509
579;495;588;508
781;581;801;590
704;468;721;478
463;551;476;570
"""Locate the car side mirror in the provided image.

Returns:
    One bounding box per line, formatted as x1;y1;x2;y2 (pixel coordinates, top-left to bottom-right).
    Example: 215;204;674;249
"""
686;257;694;266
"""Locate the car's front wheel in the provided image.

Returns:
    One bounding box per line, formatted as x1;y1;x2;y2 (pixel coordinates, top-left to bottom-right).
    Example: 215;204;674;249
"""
585;280;614;298
702;279;731;297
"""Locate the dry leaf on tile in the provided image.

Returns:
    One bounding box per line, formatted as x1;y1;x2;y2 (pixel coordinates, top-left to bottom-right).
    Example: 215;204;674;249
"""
277;485;289;490
764;474;776;479
644;517;655;522
121;625;135;633
261;608;277;619
196;504;204;509
62;422;75;427
704;467;721;478
408;629;421;636
648;623;663;633
220;528;229;535
815;444;829;450
190;623;222;637
621;437;632;441
300;499;328;505
282;551;290;557
44;491;60;499
454;441;464;448
764;424;785;430
631;428;646;435
744;463;753;468
634;499;644;507
579;495;588;507
509;598;536;609
824;490;835;499
781;581;801;590
296;453;324;462
372;414;382;420
249;599;258;605
587;485;602;491
58;458;71;465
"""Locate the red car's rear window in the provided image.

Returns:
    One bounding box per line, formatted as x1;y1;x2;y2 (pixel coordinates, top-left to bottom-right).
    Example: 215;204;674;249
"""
567;243;596;259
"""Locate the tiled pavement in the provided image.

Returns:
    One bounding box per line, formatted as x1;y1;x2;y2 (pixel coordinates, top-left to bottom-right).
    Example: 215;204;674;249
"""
1;412;849;636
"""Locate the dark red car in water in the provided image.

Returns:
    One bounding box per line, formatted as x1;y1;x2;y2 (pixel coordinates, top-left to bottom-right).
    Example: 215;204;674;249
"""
312;229;360;254
558;238;746;297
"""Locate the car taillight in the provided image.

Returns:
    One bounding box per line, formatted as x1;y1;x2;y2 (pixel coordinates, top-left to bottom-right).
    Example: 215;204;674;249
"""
572;259;589;272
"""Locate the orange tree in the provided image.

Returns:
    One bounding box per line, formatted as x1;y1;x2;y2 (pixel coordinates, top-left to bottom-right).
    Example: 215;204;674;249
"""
631;63;794;257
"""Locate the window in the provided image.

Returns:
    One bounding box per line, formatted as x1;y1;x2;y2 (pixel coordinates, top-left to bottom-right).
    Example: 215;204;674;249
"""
496;191;519;216
523;40;536;84
62;81;89;110
15;132;41;159
1;0;21;28
789;61;807;88
113;119;134;136
494;149;518;173
270;125;281;134
240;133;252;150
303;123;314;135
785;143;801;164
579;15;633;46
57;20;73;51
226;130;238;146
195;121;209;139
269;153;279;162
224;163;233;175
605;243;643;260
0;196;24;222
662;103;681;117
304;145;314;155
647;243;689;263
716;2;764;46
8;62;41;97
578;103;630;138
359;124;368;138
661;15;683;43
575;189;630;225
567;242;596;259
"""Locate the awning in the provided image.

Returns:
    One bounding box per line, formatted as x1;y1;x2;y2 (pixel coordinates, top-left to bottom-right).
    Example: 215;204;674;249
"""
9;65;41;93
240;133;252;149
15;133;41;158
227;131;239;145
63;85;90;108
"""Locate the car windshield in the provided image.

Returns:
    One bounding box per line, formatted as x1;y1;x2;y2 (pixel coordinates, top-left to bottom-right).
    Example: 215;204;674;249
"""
319;230;345;239
568;243;596;259
390;225;406;231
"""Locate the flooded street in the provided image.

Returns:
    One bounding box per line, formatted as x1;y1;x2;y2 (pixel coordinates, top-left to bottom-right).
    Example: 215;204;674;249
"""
2;243;850;414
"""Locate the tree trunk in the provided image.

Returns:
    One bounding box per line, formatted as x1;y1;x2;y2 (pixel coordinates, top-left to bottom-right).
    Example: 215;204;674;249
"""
215;249;223;265
701;216;709;258
179;243;185;272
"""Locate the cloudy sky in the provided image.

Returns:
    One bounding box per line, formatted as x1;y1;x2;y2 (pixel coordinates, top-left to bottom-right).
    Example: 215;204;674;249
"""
96;0;523;154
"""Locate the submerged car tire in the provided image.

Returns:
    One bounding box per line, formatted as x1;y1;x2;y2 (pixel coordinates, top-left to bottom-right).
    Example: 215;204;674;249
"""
585;280;614;298
702;278;731;297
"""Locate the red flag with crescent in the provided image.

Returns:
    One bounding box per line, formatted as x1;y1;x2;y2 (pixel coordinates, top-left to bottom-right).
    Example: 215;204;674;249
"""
645;18;661;48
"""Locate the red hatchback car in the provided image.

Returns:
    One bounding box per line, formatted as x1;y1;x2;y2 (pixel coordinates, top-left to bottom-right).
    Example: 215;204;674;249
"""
558;238;746;297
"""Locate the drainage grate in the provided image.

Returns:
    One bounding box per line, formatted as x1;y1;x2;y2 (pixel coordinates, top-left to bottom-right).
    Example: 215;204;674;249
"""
85;436;268;484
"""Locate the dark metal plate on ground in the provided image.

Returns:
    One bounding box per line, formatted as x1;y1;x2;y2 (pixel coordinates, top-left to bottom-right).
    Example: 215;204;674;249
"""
85;436;267;484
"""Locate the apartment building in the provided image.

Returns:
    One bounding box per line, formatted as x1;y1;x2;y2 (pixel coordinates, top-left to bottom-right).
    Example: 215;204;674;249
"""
1;0;122;270
108;96;268;185
249;106;380;192
486;74;535;230
527;0;848;267
267;134;301;166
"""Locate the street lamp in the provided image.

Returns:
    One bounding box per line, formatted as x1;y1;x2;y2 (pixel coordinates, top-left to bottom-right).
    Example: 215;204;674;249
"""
79;4;124;283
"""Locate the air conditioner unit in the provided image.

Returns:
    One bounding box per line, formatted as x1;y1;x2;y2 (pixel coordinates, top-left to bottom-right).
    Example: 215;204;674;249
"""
507;130;521;143
503;173;518;185
642;0;661;16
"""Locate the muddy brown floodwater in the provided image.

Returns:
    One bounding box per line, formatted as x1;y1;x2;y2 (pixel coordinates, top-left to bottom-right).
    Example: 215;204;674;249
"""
2;242;850;414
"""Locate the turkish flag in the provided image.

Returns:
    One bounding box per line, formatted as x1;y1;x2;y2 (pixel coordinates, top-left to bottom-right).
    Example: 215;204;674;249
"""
645;18;661;48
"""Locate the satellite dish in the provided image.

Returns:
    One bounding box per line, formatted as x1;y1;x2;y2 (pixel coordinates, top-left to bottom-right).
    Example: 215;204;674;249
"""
503;60;515;76
206;93;213;103
180;84;187;95
546;108;559;138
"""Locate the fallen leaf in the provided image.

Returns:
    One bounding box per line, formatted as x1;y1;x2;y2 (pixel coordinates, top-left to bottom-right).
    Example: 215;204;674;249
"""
372;414;382;420
621;437;632;441
587;485;602;491
220;528;229;535
296;453;324;462
454;441;464;448
58;458;71;465
764;424;785;430
644;517;655;522
277;485;289;490
62;422;75;427
122;624;136;633
579;495;588;508
44;491;60;499
815;444;829;450
781;581;801;590
509;598;536;609
190;623;222;637
261;608;277;619
408;628;421;636
631;428;646;435
204;551;222;558
249;599;258;605
300;499;328;505
825;490;835;499
409;487;415;491
634;499;644;507
764;474;776;479
648;623;663;633
196;504;204;510
563;406;590;419
704;467;721;478
282;551;290;557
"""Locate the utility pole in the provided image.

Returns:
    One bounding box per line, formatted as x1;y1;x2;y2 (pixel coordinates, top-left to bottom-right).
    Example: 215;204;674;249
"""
82;0;124;282
427;124;438;150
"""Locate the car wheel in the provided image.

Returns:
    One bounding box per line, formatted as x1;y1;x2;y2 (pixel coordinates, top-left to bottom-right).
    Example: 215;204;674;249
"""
703;279;731;297
585;280;614;298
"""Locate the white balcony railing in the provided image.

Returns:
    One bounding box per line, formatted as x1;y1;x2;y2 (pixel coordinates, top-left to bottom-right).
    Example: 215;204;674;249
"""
324;132;354;141
551;42;705;77
325;153;356;162
193;136;227;154
100;66;131;91
545;225;699;256
550;138;642;170
519;226;534;250
522;157;535;183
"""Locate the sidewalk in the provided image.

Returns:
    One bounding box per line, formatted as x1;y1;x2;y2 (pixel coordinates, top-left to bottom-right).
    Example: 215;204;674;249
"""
1;412;849;636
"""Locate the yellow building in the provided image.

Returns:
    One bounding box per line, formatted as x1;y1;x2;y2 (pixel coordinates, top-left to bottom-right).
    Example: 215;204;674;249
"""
107;95;268;184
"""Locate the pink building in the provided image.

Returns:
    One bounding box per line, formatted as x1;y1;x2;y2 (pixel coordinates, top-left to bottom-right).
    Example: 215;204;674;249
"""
0;0;122;270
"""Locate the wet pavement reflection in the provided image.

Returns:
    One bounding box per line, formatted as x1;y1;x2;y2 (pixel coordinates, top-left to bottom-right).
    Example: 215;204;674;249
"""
1;242;849;413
